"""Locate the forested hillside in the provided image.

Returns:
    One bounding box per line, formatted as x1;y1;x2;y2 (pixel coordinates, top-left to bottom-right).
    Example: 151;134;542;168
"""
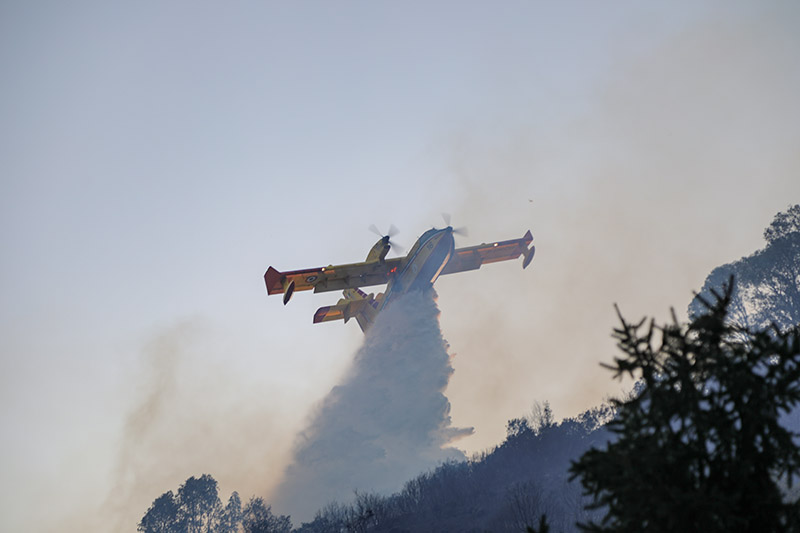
293;403;613;532
139;403;613;532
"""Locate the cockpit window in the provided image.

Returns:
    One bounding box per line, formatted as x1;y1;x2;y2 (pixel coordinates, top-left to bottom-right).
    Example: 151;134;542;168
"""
419;228;438;242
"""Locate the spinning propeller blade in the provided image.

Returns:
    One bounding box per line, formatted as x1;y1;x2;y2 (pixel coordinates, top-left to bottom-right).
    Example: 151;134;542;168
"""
368;224;404;254
438;213;468;239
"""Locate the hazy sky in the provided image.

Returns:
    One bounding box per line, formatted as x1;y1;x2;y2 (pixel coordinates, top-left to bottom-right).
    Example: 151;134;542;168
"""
2;2;799;531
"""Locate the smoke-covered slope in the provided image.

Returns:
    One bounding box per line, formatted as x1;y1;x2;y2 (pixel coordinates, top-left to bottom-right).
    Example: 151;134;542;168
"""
293;405;613;532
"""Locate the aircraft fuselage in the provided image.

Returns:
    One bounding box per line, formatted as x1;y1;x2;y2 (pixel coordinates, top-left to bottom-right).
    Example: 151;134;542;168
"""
381;227;455;308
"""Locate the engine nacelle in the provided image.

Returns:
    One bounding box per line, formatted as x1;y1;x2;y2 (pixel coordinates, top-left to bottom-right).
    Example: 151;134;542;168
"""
283;280;296;305
365;236;391;263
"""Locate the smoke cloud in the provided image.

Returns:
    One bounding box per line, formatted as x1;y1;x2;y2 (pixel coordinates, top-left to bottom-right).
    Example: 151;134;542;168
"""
431;2;800;453
60;320;298;532
273;289;472;523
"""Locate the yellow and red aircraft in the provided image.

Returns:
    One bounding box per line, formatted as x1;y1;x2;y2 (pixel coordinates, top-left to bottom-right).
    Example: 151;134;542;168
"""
264;225;535;332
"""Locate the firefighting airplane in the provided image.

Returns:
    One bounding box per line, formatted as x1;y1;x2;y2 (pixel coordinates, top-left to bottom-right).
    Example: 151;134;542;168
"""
264;224;535;332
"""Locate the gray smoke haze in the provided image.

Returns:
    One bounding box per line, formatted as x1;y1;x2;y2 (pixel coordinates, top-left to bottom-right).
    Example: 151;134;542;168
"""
434;2;800;453
274;289;471;523
61;320;297;532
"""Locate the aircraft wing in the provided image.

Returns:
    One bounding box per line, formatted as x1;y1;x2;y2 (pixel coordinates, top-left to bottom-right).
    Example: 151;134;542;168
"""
264;257;403;299
440;230;534;275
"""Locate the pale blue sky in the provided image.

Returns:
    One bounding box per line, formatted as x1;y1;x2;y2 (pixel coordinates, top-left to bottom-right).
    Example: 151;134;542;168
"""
2;2;799;530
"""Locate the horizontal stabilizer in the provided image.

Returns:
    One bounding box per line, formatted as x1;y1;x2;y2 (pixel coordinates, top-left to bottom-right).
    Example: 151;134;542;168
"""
313;289;381;333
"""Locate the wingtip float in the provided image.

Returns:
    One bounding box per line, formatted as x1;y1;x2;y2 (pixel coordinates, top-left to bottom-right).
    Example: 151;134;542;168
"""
264;226;535;332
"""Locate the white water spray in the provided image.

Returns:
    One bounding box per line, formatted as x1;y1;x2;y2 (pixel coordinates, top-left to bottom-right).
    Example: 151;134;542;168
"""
274;289;472;521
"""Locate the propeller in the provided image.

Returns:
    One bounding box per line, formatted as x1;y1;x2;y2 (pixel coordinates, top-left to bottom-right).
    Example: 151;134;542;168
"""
368;224;405;254
440;213;469;238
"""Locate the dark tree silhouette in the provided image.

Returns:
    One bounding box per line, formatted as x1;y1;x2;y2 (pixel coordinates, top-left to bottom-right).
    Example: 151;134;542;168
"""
177;474;222;533
218;491;243;533
527;514;551;533
571;280;800;532
242;497;291;533
139;474;246;533
138;491;181;533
